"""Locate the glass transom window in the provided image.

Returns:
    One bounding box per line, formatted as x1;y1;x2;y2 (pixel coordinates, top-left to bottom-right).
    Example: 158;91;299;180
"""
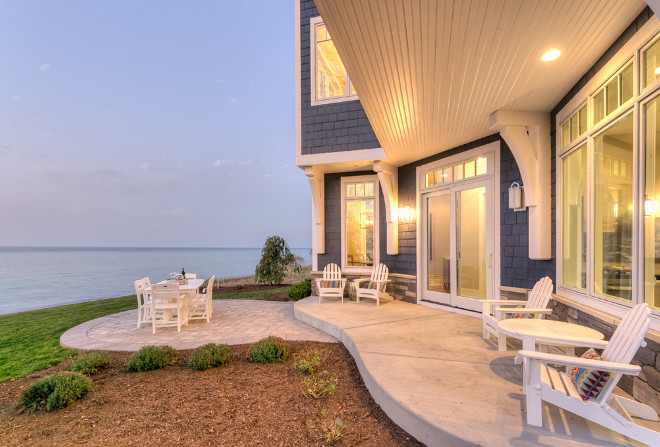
591;62;633;125
422;154;491;189
311;18;357;105
561;104;587;148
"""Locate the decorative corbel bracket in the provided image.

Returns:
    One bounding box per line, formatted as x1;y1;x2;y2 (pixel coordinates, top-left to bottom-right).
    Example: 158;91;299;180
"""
490;110;551;260
304;166;325;269
373;160;398;255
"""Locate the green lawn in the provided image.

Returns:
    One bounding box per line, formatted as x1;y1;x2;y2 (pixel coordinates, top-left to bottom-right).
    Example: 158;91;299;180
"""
0;286;292;383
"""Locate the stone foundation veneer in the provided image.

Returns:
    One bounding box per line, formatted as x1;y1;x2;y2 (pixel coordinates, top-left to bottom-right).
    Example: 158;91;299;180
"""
310;272;416;304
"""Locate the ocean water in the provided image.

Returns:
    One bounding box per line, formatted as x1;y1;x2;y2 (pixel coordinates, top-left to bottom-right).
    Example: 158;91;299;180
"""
0;247;312;315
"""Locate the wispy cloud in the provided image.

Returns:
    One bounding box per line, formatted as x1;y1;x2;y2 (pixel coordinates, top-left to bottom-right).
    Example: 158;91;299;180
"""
211;159;229;168
229;98;238;104
139;163;150;170
42;132;52;137
264;173;273;178
10;96;20;102
39;64;51;71
238;160;251;166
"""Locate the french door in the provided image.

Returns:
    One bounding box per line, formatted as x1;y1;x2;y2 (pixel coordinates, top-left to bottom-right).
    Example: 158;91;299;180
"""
422;178;494;312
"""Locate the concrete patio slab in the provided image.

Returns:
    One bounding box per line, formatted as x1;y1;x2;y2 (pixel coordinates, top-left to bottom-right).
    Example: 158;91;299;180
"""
60;299;337;351
294;296;660;447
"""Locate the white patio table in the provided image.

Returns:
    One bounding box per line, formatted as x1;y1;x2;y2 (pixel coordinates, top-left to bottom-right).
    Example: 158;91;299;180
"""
498;318;606;355
146;278;205;327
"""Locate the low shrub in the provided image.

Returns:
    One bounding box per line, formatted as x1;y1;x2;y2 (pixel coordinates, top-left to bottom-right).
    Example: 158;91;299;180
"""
288;279;312;301
19;371;92;412
189;343;232;371
69;351;112;375
247;336;290;363
322;417;348;443
302;370;338;398
293;347;329;375
125;345;177;372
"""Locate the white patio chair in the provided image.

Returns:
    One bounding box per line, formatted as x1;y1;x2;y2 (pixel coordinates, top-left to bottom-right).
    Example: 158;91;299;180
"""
354;263;391;306
315;263;346;303
519;303;659;446
482;276;553;351
188;276;215;323
134;277;152;328
150;283;187;334
184;273;197;279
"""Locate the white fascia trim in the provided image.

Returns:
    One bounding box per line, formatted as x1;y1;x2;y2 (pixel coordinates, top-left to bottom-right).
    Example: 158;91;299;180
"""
296;147;387;167
295;0;302;163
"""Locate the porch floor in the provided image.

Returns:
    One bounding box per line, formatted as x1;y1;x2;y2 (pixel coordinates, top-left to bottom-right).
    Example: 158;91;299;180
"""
294;296;660;447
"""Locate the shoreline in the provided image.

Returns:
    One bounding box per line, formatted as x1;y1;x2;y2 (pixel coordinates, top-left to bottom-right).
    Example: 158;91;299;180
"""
0;267;311;317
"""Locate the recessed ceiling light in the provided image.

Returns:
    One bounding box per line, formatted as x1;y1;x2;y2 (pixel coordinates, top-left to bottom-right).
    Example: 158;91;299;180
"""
541;49;561;61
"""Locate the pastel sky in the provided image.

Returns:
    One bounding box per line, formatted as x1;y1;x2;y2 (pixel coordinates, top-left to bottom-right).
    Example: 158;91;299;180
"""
0;1;311;248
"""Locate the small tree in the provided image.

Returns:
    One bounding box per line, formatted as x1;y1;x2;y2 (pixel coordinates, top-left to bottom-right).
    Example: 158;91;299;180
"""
255;236;295;285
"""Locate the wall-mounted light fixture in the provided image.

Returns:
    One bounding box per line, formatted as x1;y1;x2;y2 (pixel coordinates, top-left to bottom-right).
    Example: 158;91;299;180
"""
399;205;411;223
613;202;619;218
645;196;653;216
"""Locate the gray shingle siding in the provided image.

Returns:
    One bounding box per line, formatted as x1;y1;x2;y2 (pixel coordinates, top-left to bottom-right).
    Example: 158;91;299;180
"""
300;0;380;155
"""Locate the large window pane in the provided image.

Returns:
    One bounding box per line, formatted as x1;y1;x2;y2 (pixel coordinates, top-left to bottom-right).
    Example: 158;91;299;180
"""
621;64;633;104
645;97;660;310
316;23;348;99
562;144;587;290
594;89;605;123
346;199;374;267
606;78;619;116
644;38;660;88
594;113;633;301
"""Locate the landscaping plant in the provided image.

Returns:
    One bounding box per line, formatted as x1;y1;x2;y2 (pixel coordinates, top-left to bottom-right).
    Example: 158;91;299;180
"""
189;343;232;371
247;336;290;363
125;345;177;372
302;370;338;398
293;347;329;375
19;371;92;412
254;236;295;285
288;279;312;301
69;351;112;375
322;417;348;443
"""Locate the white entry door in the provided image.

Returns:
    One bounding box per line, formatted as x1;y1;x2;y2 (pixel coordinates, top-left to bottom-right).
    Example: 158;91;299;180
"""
422;178;494;312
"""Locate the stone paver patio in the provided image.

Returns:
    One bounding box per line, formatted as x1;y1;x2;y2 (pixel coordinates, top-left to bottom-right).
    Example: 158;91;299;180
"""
60;299;337;351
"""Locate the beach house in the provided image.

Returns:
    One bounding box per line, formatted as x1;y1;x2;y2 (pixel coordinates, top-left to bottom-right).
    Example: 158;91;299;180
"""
296;0;660;409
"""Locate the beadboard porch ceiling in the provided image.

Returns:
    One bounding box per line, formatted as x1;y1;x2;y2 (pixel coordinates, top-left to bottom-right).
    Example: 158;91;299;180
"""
313;0;647;166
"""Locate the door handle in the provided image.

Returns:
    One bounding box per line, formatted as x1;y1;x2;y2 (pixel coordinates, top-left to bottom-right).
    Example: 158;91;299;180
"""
428;212;432;261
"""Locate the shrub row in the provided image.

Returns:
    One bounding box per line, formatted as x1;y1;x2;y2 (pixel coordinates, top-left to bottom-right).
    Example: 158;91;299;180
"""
288;279;312;301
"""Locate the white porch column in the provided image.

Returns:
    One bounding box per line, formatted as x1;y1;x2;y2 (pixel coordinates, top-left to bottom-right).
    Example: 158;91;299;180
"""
304;166;325;271
373;160;398;255
490;110;551;260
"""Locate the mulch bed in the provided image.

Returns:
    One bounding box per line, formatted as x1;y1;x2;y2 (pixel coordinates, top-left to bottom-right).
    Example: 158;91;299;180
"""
0;342;424;446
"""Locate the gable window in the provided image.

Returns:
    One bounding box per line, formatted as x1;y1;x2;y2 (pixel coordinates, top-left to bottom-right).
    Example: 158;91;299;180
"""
341;176;378;269
310;16;357;105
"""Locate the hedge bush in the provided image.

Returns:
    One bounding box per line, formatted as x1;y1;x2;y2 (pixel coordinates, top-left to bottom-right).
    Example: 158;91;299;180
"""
247;336;290;363
288;279;312;301
69;351;112;375
189;343;232;371
19;371;92;411
125;345;177;372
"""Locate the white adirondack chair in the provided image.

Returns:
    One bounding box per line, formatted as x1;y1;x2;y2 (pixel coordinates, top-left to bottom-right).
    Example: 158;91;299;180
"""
185;273;197;279
315;263;347;303
134;277;152;328
483;277;553;351
519;303;660;446
188;276;215;323
150;283;187;334
354;263;391;306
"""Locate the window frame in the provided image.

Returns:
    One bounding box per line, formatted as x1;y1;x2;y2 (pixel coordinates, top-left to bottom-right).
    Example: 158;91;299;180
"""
340;175;379;272
309;16;358;106
555;21;660;328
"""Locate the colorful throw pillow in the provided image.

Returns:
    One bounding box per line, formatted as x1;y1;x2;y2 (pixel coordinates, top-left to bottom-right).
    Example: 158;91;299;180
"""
366;281;386;292
570;348;610;401
320;280;341;288
512;312;537;319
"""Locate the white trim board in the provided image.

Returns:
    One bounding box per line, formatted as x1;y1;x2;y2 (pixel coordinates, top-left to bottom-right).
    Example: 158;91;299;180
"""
296;147;386;167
